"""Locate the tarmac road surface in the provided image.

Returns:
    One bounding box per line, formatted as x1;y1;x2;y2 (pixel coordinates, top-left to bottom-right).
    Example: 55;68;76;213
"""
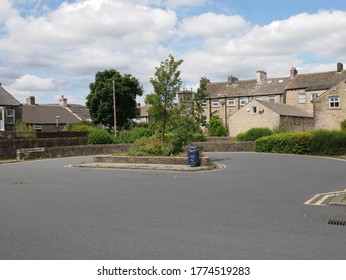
0;153;345;259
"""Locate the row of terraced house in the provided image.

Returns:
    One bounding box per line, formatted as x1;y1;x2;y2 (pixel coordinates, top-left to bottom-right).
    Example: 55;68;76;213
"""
178;62;346;136
0;84;90;136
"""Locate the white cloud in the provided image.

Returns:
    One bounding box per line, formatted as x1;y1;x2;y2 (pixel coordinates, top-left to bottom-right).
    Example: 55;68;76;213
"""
179;12;249;38
1;1;346;104
165;0;206;7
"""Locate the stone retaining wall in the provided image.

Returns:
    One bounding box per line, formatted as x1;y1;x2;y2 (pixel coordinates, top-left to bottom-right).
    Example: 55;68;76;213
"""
1;137;87;160
94;155;211;166
16;144;131;160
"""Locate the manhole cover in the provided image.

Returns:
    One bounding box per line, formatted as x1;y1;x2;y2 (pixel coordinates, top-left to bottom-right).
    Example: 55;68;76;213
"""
328;219;346;226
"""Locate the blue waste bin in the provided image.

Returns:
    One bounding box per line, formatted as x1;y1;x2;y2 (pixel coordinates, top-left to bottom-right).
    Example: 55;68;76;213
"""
188;146;200;167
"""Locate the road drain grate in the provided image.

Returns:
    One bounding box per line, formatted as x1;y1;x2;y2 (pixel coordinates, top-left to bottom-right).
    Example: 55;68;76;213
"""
328;219;346;226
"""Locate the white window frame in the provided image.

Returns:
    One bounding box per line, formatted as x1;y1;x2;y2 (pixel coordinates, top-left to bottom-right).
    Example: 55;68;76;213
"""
311;93;319;101
211;99;220;108
298;93;306;104
268;95;276;102
255;96;262;100
329;96;340;108
227;98;235;107
201;100;207;107
240;97;248;107
5;109;15;124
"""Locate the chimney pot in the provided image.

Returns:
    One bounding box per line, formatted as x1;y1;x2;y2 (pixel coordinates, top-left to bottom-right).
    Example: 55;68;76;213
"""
337;62;343;72
26;96;35;105
290;67;298;79
256;70;267;84
59;95;67;107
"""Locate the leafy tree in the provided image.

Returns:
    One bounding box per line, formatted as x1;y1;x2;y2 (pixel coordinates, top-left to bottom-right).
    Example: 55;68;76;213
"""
189;77;210;126
86;69;143;129
208;116;229;136
145;54;183;141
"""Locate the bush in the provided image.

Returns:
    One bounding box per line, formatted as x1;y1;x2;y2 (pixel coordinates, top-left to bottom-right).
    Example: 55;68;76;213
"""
236;128;272;141
341;120;346;131
255;130;346;156
128;138;163;156
208;116;228;136
87;128;114;145
114;126;156;144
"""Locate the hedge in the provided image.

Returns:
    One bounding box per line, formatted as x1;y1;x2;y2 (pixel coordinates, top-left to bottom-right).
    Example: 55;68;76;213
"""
236;128;272;141
255;130;346;156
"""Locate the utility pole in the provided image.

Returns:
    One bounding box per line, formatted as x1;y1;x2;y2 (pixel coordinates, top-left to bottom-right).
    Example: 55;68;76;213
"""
113;80;117;138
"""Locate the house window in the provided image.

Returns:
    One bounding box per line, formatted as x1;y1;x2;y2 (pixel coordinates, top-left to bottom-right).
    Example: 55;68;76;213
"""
201;100;207;107
211;99;220;108
268;95;276;102
311;93;319;101
240;97;248;107
252;106;257;114
329;96;340;108
6;109;15;124
227;98;235;107
255;96;262;100
298;93;306;104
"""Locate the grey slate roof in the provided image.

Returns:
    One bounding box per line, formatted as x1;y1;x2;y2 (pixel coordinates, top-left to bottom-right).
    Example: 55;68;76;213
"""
22;104;81;124
286;70;346;90
206;77;290;98
66;104;91;122
0;85;21;106
206;68;346;98
256;100;313;118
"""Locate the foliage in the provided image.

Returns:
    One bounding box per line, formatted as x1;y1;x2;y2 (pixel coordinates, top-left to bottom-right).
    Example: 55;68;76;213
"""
128;138;163;156
15;120;34;132
145;54;183;141
71;124;113;145
341;119;346;131
208;116;229;136
87;127;114;145
86;69;143;129
272;124;293;134
188;77;210;126
236;128;272;141
255;130;346;156
113;125;156;144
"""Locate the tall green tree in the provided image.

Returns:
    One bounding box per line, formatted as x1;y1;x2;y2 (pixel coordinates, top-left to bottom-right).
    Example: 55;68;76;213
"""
86;69;143;129
189;76;210;126
145;54;183;141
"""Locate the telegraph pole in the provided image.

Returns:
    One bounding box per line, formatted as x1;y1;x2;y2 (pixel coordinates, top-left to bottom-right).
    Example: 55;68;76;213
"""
113;80;117;138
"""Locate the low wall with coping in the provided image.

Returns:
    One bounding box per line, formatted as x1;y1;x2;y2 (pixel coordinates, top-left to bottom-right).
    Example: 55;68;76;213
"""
7;139;255;161
16;144;131;160
1;137;87;160
94;155;211;166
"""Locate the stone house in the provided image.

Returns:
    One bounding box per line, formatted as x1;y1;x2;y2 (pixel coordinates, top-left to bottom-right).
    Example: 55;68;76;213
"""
229;99;314;137
0;84;21;133
22;95;90;132
313;79;346;130
201;62;346;136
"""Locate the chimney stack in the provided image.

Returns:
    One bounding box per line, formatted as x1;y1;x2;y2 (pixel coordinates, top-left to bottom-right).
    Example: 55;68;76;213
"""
26;96;35;105
290;67;298;79
227;75;238;85
256;70;267;84
337;62;343;72
59;95;67;107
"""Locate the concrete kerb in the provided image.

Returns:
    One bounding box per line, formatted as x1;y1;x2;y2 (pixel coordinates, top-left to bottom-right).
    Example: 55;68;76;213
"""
71;162;220;172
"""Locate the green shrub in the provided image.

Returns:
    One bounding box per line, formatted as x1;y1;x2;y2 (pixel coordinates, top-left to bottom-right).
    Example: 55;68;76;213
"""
87;128;114;145
114;126;156;144
208;116;228;136
128;138;163;156
71;124;96;132
272;124;292;134
236;128;272;141
341;120;346;131
255;130;346;156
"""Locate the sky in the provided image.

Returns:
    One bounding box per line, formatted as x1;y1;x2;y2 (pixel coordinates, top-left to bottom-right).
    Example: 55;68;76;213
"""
1;0;346;105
